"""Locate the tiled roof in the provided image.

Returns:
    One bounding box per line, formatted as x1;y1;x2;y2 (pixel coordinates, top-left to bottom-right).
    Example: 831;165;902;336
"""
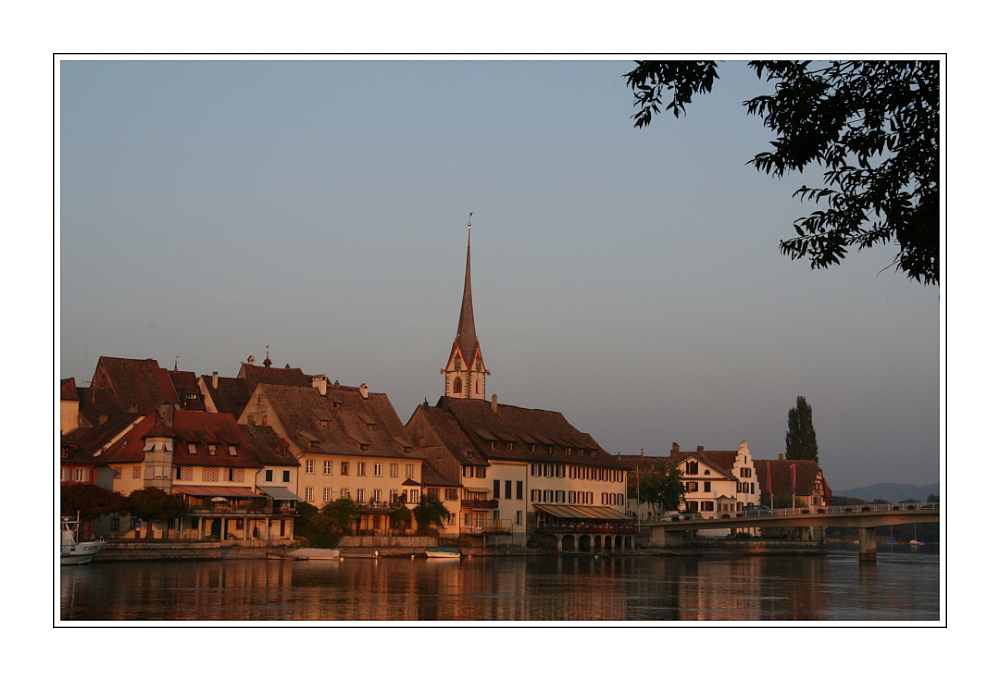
69;413;144;455
76;387;126;427
428;396;625;469
239;424;299;466
754;459;827;497
251;383;420;460
199;375;251;418
421;461;461;487
90;356;180;413
169;370;206;411
60;377;78;402
238;363;312;395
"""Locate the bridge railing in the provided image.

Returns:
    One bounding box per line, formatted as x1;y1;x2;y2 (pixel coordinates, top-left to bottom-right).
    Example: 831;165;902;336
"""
763;502;939;517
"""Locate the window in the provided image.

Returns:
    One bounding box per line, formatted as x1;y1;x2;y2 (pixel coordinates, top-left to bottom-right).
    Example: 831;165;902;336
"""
476;467;486;478
543;464;553;477
341;462;350;475
686;461;699;475
453;377;462;394
390;463;398;478
463;465;474;478
372;489;382;503
505;480;512;499
305;460;315;474
209;445;217;456
405;464;414;478
357;462;366;476
228;445;238;456
543;489;553;502
282;471;290;483
445;488;458;500
515;511;523;525
374;463;383;477
686;481;698;492
323;488;333;502
516;480;523;499
265;469;273;482
305;488;314;502
357;489;366;503
408;489;420;504
704;481;712;492
493;480;501;499
556;465;565;478
701;501;715;512
188;444;197;455
340;489;351;499
73;468;89;482
323;460;332;475
556;490;565;503
531;463;541;477
569;491;577;504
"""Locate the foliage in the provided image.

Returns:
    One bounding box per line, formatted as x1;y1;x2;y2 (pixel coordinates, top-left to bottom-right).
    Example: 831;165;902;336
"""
412;495;449;532
321;498;360;535
785;395;819;462
927;494;939;503
624;60;940;284
127;487;189;538
60;483;129;522
828;495;866;506
390;505;412;533
637;459;685;514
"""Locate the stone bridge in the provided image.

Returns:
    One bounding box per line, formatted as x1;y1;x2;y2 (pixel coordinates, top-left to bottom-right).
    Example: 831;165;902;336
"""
643;502;940;561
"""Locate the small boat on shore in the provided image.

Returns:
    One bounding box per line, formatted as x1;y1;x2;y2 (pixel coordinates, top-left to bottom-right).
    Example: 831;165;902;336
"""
285;548;341;560
426;547;462;559
61;515;105;565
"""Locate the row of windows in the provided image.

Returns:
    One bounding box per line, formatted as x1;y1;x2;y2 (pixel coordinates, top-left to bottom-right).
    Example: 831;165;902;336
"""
174;466;244;483
492;479;525;500
264;469;292;483
304;488;421;504
182;444;239;457
531;489;596;504
529;463;625;482
426;488;460;500
462;466;487;478
60;468;91;482
303;461;415;478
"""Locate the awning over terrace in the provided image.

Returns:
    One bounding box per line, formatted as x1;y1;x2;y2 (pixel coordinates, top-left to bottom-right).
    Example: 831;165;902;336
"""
533;504;632;521
172;485;260;498
257;486;301;501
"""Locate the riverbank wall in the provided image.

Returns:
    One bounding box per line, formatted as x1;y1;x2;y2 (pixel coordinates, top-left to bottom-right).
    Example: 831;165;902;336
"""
91;538;824;561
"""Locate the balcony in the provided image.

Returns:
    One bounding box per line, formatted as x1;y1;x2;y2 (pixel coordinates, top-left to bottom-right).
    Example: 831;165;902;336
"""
536;522;636;534
461;499;499;510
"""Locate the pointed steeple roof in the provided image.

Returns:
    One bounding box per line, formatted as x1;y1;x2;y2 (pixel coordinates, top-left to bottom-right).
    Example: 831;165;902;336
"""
455;218;479;365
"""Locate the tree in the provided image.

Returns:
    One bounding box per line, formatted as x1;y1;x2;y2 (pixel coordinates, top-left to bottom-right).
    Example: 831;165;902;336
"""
785;395;819;462
637;459;686;515
412;495;449;533
321;498;361;535
61;483;129;523
625;60;939;284
390;506;412;534
128;487;188;539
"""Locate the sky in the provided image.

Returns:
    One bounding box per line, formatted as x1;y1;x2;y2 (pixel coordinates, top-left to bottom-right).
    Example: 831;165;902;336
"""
58;58;941;491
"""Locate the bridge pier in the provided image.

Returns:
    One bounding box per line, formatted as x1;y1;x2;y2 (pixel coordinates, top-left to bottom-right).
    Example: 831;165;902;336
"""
859;527;877;562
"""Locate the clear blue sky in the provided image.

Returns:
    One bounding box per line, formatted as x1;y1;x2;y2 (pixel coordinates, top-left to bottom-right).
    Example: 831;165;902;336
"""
58;58;940;490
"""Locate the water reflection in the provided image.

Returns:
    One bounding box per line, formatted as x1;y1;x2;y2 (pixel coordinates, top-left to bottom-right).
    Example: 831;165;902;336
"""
60;547;939;622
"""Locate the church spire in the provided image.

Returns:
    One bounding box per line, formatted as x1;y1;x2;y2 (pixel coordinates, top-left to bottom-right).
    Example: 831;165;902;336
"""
443;213;489;399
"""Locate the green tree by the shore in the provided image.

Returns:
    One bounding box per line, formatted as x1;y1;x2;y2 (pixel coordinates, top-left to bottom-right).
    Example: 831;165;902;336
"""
128;487;188;539
637;459;686;515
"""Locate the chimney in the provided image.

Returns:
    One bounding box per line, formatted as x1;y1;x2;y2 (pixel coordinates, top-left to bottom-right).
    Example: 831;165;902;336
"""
359;383;369;399
640;448;644;457
779;453;784;461
313;375;328;396
212;372;219;389
247;355;255;366
157;403;174;428
671;442;680;455
491;394;498;413
697;445;704;453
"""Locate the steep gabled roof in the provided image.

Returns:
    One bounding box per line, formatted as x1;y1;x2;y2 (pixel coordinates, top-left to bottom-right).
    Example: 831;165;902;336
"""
251;383;420;460
754;459;828;498
60;377;78;402
199;375;251;418
238;362;312;395
429;396;625;468
90;356;180;413
421;460;462;487
239;424;299;467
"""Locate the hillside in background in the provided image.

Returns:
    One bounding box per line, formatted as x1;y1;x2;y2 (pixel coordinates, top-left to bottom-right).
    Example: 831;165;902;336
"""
833;482;939;503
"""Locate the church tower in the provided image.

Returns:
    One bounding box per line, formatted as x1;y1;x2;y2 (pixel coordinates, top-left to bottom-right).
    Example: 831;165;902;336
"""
442;215;489;400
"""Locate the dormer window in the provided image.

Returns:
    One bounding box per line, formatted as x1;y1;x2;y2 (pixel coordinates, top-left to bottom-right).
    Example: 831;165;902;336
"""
228;445;238;457
188;444;197;455
208;445;217;456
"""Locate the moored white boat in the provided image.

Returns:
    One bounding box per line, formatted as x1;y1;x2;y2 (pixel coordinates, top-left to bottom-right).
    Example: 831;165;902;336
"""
425;547;461;559
286;548;341;560
61;515;105;565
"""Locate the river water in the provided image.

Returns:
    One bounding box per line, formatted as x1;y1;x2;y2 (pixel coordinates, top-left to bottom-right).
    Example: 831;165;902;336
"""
59;545;940;623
